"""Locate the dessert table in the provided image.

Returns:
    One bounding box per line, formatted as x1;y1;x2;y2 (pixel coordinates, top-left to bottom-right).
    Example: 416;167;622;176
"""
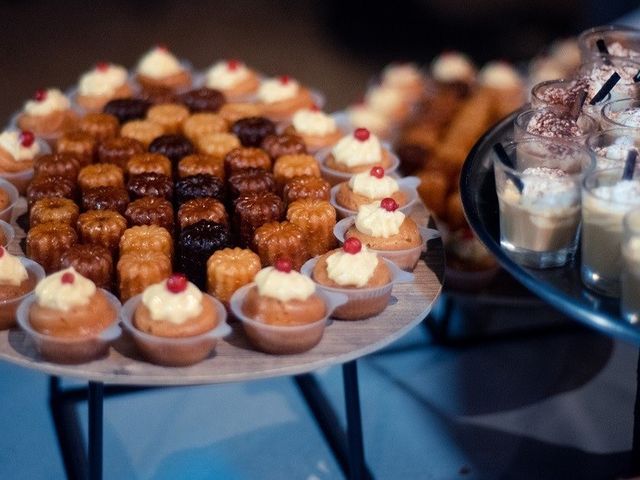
460;111;640;475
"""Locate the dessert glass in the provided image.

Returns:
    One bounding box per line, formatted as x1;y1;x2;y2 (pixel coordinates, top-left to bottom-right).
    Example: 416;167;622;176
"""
120;293;231;366
514;106;599;145
0;220;15;247
493;139;595;268
586;128;640;169
530;79;610;119
317;144;400;186
229;284;347;354
621;208;640;323
601;98;640;130
301;257;413;320
330;176;420;219
0;258;45;329
16;288;121;363
578;25;640;62
578;57;640;102
582;166;640;296
333;216;440;271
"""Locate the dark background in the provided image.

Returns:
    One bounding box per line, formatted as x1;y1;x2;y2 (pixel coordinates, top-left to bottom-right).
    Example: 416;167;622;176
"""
0;0;636;119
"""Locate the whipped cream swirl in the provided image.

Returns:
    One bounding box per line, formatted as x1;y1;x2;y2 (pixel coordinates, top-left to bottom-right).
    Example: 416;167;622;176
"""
35;267;96;312
255;266;315;302
142;279;203;325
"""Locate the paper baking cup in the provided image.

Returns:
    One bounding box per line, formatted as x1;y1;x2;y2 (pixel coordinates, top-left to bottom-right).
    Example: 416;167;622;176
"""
333;216;440;271
0;179;19;223
16;288;121;364
120;293;231;367
301;257;413;320
0;258;44;330
317;146;400;186
230;284;347;354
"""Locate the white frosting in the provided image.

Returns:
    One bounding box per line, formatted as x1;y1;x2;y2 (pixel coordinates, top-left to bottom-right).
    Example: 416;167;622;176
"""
607;41;640;58
355;201;405;238
23;89;70;116
0;248;28;286
331;132;382;168
382;63;423;88
78;64;128;96
349;171;399;199
326;246;379;288
254;266;315;302
35;267;96;312
431;52;475;83
594;136;638;163
479;61;523;89
137;47;183;79
205;60;250;89
0;130;40;161
292;109;337;136
347;105;390;137
365;86;405;116
141;279;203;325
257;77;300;103
502;167;578;211
592;180;640;205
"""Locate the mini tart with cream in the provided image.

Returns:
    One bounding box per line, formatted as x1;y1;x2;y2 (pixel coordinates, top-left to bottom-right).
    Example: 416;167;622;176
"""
133;273;218;338
256;75;314;121
335;166;407;212
380;62;426;101
312;238;391;289
477;61;525;117
76;62;133;112
17;88;78;139
205;59;260;101
242;258;326;326
0;247;37;302
324;128;393;173
346;105;392;139
364;85;410;122
430;51;477;94
346;198;421;251
0;129;41;173
285;106;343;151
29;267;116;338
135;45;192;92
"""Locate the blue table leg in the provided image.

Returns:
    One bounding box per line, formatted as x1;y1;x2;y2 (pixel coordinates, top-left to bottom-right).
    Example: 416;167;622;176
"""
88;382;103;480
343;361;365;480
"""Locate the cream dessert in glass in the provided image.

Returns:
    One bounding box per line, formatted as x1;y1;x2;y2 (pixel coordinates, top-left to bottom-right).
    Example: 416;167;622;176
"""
601;98;640;130
586;128;640;170
578;25;640;62
621;208;640;323
514;106;598;145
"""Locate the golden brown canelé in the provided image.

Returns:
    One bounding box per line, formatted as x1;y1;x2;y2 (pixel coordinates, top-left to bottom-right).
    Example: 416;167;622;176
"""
335;182;408;212
286;199;337;257
30;198;80;228
97;136;145;169
81;186;129;215
119;225;174;258
26;175;77;209
224;147;271;176
33;153;82;181
56;131;96;166
178;154;225;179
120;119;164;147
78;163;125;192
124;196;175;232
312;248;392;289
146;103;190;134
282;175;330;204
26;221;78;273
177;198;228;229
182;113;228;143
126;153;172;177
272;154;320;189
260;133;307;159
253;221;309;270
77;210;127;254
227;168;276;201
233;192;284;248
218;102;262;124
195;132;240;159
242;285;326;326
59;244;114;290
76;113;120;141
117;251;172;301
206;247;261;304
133;294;218;338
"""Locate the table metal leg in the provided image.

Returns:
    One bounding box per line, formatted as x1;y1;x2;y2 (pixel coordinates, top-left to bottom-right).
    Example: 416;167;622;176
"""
343;361;365;480
632;350;640;476
88;382;104;480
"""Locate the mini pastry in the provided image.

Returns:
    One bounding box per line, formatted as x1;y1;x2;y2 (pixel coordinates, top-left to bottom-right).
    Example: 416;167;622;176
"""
117;251;172;301
119;225;174;259
335;166;407;212
430;51;477;95
33;153;81;181
0;247;39;326
182;113;228;144
78;163;124;192
253;221;309;271
56;130;96;166
224;147;271;176
364;85;410;123
127;172;173;200
195;131;241;159
478;61;525;119
285;108;342;151
179;87;226;113
256;75;314;121
282;175;330;204
233;192;284;248
77;113;120;141
146;103;190;134
286;198;336;257
103;98;151;124
218;102;262;124
76;62;132;112
135;45;192;92
177;198;228;229
231;117;276;148
241;259;325;326
137;85;179;105
178;220;232;289
325;128;393;174
273;154;320;189
29;267;117;337
0;129;41;174
261;134;307;162
26;222;78;273
126;153;172;177
380;62;426;102
81;186;129;214
0;189;10;213
97;136;145;169
148;134;194;164
206;247;261;305
178;153;225;179
77;210;127;254
228;168;276;201
17;88;78;140
346;104;392;139
205;59;260;101
26;175;77;208
174;174;225;204
124;197;174;232
60;244;114;290
30;198;79;228
120;119;164;147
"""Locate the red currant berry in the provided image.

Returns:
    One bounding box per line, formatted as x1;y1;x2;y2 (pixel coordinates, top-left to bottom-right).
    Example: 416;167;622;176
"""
61;272;75;284
279;75;290;85
354;128;370;142
343;237;362;255
370;166;385;178
0;247;5;258
34;89;47;102
166;273;188;293
156;43;168;52
19;130;35;148
96;61;109;72
274;258;292;273
227;59;240;70
380;197;399;212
